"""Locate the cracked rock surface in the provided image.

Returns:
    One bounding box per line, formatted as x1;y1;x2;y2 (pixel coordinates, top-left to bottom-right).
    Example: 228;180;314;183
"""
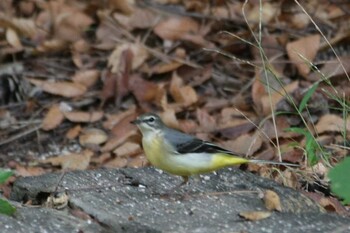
4;167;350;233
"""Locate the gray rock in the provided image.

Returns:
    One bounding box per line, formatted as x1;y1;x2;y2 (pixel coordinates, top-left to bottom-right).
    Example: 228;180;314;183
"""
9;167;350;233
0;203;104;233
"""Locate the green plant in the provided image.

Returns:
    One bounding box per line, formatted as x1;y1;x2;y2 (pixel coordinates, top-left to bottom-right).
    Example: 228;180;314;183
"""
285;127;323;166
329;157;350;204
0;169;16;216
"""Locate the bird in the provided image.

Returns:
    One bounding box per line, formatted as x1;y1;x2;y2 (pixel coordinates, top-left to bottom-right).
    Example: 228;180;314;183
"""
131;113;297;185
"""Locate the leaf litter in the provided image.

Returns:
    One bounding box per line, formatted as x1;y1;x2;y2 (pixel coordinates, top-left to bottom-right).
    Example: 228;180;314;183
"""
0;0;350;216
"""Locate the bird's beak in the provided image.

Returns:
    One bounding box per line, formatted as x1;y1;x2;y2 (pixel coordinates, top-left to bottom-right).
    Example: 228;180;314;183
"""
130;119;141;125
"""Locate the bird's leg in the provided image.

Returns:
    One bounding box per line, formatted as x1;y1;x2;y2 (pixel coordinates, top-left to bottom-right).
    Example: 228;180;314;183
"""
180;176;189;186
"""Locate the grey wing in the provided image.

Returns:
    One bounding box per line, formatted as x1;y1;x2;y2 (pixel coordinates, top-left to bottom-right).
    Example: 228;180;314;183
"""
163;128;235;155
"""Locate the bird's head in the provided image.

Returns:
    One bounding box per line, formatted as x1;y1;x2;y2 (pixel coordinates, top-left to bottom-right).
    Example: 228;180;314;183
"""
131;113;164;135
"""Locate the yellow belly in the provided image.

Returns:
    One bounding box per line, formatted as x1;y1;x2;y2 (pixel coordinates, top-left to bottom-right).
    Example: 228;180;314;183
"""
142;134;250;176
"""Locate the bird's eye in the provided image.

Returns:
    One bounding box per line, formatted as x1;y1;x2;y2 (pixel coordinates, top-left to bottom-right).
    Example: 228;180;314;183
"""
148;117;155;123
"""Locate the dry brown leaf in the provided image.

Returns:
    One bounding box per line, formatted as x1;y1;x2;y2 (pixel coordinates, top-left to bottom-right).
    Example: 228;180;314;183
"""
15;165;46;177
113;7;158;30
160;109;180;129
42;104;65;131
178;119;199;134
6;27;23;49
260;81;299;116
308;57;350;82
247;2;278;24
35;39;68;53
90;152;111;164
103;107;136;130
63;111;104;123
72;70;100;88
28;79;87;98
315;114;350;134
129;74;159;103
169;72;198;107
239;211;271;221
100;70;118;106
65;125;82;140
79;128;108;146
196;108;216;133
42;150;93;170
303;192;349;216
286;34;320;77
263;190;282;211
101;113;138;152
154;17;199;41
113;142;141;157
150;61;183;74
221;133;263;156
274;170;299;189
104;157;128;168
127;155;148;168
0;13;40;38
108;43;149;73
37;1;94;42
261;117;295;140
109;0;134;15
252;71;267;114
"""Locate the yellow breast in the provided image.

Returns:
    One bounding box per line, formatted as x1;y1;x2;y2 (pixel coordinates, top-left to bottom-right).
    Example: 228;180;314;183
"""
142;133;166;169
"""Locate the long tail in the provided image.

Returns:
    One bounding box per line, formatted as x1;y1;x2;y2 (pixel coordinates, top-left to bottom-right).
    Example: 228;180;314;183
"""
249;159;299;167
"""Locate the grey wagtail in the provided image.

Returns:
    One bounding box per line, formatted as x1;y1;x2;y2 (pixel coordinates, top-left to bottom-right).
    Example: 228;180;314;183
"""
131;113;297;185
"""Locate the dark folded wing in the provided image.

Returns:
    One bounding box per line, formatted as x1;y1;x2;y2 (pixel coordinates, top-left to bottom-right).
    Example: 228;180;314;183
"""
162;127;233;155
176;138;235;155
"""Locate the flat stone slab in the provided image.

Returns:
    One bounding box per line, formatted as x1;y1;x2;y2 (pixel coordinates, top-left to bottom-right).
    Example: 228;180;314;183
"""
7;167;350;232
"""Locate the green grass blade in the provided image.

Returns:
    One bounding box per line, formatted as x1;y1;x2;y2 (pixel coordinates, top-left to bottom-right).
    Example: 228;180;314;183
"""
298;83;319;112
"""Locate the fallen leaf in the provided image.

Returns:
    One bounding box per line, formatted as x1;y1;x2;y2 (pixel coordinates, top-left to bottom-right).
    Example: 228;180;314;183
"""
79;128;108;146
41;150;93;170
103;107;136;130
286;34;320;77
221;133;263;156
239;211;271;221
169;72;198;107
308;57;350;81
100;70;117;106
109;0;134;15
260;81;299;116
108;43;149;73
28;79;87;98
263;190;282;211
42;104;64;131
72;69;100;88
315;114;350;134
127;155;148;168
90;152;111;164
15;165;45;177
247;2;278;24
129;74;158;103
113;7;158;30
160;109;180;129
101;113;138;152
35;39;68;53
37;1;94;42
0;13;40;38
65;125;82;140
196;108;216;133
113;142;141;157
154;17;199;41
63;111;104;123
303;192;349;216
104;157;128;168
6;27;23;50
